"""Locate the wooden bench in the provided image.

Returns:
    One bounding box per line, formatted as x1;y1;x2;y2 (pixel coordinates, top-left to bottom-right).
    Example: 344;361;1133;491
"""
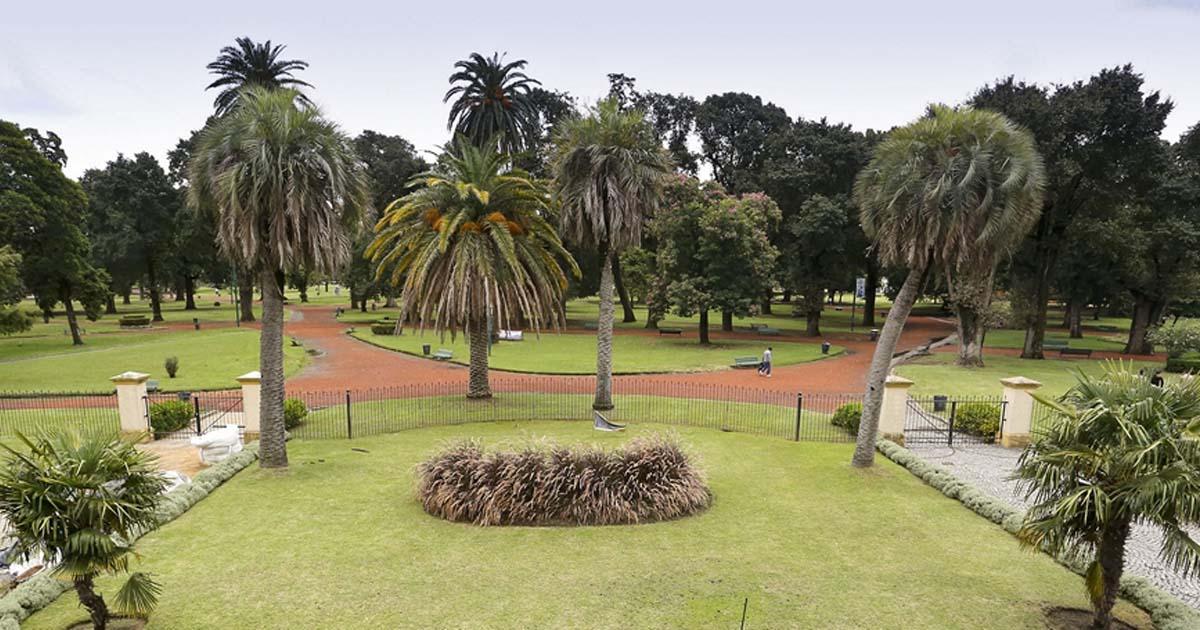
658;327;683;336
431;349;454;361
1043;341;1069;352
1059;347;1093;358
758;327;780;336
732;356;761;369
583;322;599;331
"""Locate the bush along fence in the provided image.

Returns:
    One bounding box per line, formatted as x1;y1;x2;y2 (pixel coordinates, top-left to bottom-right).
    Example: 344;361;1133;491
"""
875;439;1200;630
0;443;260;629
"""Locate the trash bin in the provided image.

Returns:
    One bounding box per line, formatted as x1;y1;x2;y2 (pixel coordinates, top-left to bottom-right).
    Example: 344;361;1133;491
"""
933;395;948;412
869;328;879;341
422;344;431;356
821;341;831;354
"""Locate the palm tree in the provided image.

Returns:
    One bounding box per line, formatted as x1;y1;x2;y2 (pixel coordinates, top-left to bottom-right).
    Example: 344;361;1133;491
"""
1015;363;1200;629
188;87;369;468
369;136;578;398
0;432;167;629
552;99;673;410
850;106;1044;467
205;36;313;115
444;52;542;154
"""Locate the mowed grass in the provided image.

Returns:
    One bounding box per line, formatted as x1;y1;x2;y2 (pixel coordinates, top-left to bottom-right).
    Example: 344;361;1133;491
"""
23;422;1150;629
896;353;1164;397
351;328;841;374
0;328;306;392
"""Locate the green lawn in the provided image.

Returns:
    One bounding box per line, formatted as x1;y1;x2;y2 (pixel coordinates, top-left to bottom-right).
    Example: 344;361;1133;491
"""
0;328;306;393
896;353;1164;397
22;422;1150;629
351;328;841;374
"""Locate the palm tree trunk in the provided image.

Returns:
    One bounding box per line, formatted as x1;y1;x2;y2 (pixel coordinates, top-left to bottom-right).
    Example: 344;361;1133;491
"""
258;268;288;469
1092;519;1131;629
594;249;616;410
862;262;878;327
852;265;924;468
612;256;636;324
73;574;109;630
238;275;256;323
468;319;492;399
147;258;163;322
62;288;84;346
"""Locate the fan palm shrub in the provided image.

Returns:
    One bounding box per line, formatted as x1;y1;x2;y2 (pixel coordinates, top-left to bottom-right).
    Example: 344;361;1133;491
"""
368;136;578;398
205;36;313;115
552;99;673;409
0;433;167;629
850;105;1044;467
444;52;542;154
1014;363;1200;629
188;87;369;468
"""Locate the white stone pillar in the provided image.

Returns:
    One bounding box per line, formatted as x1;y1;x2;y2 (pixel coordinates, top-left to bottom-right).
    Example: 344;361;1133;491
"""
1000;377;1042;448
237;371;262;440
110;371;151;436
879;375;913;445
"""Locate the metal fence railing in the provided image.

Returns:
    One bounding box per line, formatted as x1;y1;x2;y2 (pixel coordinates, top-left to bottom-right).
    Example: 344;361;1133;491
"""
0;391;120;440
904;395;1008;446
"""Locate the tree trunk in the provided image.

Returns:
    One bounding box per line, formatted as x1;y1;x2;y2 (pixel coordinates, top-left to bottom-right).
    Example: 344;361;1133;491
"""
1068;301;1083;339
1091;519;1131;630
238;276;256;323
594;250;616;410
184;275;197;311
612;255;636;324
954;304;986;367
781;290;791;303
258;268;287;469
1020;252;1054;359
105;294;118;315
806;309;821;337
1124;295;1163;355
359;298;367;313
146;258;163;322
862;262;878;327
297;274;309;303
385;290;397;308
62;289;84;346
467;319;492;399
721;310;734;332
762;292;773;315
121;291;131;305
73;575;109;630
852;265;925;468
698;310;710;345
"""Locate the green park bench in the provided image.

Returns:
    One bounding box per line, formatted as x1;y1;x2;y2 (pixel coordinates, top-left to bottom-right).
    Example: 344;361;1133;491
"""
732;356;761;369
1060;347;1094;358
1043;341;1069;351
747;323;766;331
431;349;454;361
758;327;780;336
583;322;599;331
658;327;683;336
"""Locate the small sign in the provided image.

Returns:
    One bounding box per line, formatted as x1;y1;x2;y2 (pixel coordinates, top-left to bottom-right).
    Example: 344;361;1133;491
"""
855;277;866;299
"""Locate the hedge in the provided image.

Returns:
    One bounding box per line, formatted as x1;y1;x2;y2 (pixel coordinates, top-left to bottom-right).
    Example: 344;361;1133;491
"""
0;443;260;627
1165;356;1200;373
875;439;1200;630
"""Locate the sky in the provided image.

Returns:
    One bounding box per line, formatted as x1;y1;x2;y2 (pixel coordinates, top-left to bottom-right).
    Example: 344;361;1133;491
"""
3;0;1199;178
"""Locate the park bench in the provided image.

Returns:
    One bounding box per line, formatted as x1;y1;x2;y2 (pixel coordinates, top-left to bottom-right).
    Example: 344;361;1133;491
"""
732;356;761;369
758;327;781;336
747;323;767;331
432;348;454;361
1059;347;1093;358
583;322;599;331
498;329;523;341
659;327;683;336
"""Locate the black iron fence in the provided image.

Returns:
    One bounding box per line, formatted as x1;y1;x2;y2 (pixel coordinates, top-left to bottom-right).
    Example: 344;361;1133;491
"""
0;391;120;440
904;395;1007;446
1030;397;1061;438
144;390;244;441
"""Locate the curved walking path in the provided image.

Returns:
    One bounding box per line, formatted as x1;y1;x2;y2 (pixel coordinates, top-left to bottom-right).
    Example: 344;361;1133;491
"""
283;304;956;394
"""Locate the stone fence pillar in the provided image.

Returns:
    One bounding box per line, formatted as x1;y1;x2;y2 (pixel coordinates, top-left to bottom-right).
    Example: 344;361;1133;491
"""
237;371;261;440
1000;377;1042;448
110;371;150;437
879;375;913;445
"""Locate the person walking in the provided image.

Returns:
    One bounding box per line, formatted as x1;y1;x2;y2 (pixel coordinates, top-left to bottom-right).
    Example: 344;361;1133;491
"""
758;346;773;378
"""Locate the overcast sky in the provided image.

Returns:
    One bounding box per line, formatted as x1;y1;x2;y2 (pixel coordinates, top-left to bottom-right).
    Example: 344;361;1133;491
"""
3;0;1199;177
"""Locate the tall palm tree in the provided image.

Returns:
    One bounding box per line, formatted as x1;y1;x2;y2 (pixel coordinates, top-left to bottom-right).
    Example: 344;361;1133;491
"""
850;105;1044;467
444;52;542;154
205;36;313;115
188;87;369;468
369;136;578;398
552;99;673;410
1016;363;1200;629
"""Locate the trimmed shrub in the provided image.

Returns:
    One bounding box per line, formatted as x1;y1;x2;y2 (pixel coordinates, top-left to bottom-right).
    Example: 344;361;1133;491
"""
149;400;192;437
371;323;396;335
418;434;712;526
953;403;1001;440
118;315;150;328
1165;355;1200;374
1147;320;1200;358
283;398;308;430
164;355;179;378
830;402;862;436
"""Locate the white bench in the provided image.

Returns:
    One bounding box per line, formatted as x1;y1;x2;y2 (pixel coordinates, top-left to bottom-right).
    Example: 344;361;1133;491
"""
498;329;524;341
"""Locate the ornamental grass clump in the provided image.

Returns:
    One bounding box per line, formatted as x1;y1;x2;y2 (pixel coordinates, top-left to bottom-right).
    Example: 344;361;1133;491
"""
417;434;711;526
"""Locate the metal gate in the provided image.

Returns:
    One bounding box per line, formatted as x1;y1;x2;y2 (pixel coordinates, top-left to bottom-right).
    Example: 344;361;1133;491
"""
904;396;1007;446
143;390;244;441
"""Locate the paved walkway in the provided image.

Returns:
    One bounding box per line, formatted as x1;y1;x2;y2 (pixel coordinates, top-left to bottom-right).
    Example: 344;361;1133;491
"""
282;304;956;394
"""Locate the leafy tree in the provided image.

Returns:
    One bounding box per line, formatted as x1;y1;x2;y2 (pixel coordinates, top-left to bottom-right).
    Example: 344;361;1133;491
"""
851;106;1045;467
783;195;853;336
1016;364;1200;629
370;137;577;398
0;246;31;335
972;66;1172;358
444;52;542;154
606;74;699;173
189;88;370;469
552;100;672;409
655;178;779;344
695;92;791;193
0;433;167;629
0;120;109;345
21;127;67;166
353;130;429;207
80;153;181;321
1147;319;1200;358
205;37;313;115
167;125;233;313
518;87;578;177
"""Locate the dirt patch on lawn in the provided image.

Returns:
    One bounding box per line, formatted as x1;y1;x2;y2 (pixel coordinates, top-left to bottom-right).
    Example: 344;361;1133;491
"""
1043;606;1149;629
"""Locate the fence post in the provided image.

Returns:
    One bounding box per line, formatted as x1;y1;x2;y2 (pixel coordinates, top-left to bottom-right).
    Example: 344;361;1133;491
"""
947;400;957;447
793;393;803;441
110;372;151;439
880;375;914;445
236;371;261;441
193;396;202;435
999;377;1041;448
345;389;353;439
